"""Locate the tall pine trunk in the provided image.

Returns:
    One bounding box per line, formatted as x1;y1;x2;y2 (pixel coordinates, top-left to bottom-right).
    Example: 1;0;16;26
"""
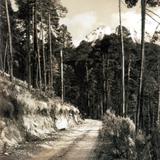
157;52;160;126
106;53;109;111
27;0;31;89
126;52;132;116
0;52;3;71
136;0;146;131
119;0;125;116
33;1;38;88
5;0;13;80
100;94;104;119
86;61;90;116
32;3;36;87
48;13;53;91
36;3;42;90
3;40;8;73
40;11;47;92
33;0;42;89
102;52;106;114
60;49;64;104
37;36;42;90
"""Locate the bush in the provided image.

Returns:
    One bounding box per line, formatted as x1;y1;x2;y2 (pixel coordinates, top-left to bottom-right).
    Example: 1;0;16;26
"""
150;128;160;159
98;110;137;160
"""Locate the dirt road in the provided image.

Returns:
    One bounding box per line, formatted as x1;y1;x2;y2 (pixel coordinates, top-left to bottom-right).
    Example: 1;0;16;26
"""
0;119;102;160
31;119;102;160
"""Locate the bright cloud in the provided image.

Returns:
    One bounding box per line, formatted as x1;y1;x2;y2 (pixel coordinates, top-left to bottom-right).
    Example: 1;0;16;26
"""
61;0;160;46
111;9;160;42
60;12;97;46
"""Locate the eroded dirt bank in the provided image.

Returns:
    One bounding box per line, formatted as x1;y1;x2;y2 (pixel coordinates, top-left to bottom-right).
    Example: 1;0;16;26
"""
0;72;82;155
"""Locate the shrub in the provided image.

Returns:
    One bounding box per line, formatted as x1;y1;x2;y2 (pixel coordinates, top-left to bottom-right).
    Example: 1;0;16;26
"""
98;110;137;160
150;128;160;159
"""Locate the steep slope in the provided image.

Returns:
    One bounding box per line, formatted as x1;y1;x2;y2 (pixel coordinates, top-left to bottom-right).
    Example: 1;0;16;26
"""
0;71;81;153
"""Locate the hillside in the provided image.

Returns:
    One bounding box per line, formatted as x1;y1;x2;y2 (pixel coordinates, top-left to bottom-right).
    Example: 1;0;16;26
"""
0;71;81;153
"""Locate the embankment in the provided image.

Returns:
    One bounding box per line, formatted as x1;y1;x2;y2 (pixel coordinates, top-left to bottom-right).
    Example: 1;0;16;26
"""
0;72;81;152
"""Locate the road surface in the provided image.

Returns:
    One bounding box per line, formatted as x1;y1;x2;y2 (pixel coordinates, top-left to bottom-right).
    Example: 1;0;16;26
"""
0;120;102;160
31;119;102;160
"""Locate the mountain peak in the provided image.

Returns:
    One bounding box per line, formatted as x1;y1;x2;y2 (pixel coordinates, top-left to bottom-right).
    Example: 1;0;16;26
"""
85;26;112;42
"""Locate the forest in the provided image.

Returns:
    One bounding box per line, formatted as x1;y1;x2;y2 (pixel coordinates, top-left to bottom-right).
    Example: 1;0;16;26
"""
1;0;160;159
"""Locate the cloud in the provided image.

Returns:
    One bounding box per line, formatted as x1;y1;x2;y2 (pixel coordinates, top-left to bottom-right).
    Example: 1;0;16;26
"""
111;11;140;32
112;9;160;42
61;6;160;46
71;12;97;29
60;11;97;46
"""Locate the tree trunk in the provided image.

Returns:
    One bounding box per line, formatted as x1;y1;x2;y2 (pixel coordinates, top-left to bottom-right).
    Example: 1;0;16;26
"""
27;0;31;89
106;53;109;110
33;0;42;89
102;52;106;114
32;0;38;88
7;50;10;74
60;49;64;104
5;0;13;80
0;51;3;71
36;65;39;88
86;61;90;116
119;0;125;117
126;52;132;116
101;94;104;119
48;13;53;91
36;4;41;90
136;0;146;132
157;53;160;126
37;47;42;90
32;3;36;87
3;39;8;73
41;11;47;92
34;1;39;88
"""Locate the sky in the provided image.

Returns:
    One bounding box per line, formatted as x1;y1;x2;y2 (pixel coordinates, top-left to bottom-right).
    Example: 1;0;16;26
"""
60;0;160;46
10;0;160;46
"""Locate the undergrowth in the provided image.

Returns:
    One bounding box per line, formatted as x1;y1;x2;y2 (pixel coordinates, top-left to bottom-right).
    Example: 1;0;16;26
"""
95;110;160;160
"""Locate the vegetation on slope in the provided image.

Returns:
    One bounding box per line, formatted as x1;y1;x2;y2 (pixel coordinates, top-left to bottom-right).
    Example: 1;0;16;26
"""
0;72;81;153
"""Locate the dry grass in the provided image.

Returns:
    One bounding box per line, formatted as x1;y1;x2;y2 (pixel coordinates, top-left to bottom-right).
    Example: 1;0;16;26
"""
0;72;81;149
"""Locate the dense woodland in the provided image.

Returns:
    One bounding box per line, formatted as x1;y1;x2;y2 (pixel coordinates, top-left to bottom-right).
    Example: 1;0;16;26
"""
1;0;160;154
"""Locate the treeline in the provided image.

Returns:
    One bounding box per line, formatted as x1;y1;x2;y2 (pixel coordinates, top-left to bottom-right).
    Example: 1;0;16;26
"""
63;27;160;135
0;0;72;96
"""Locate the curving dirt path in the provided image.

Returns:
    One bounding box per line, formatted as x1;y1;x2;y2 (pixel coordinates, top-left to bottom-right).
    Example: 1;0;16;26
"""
31;119;102;160
0;120;102;160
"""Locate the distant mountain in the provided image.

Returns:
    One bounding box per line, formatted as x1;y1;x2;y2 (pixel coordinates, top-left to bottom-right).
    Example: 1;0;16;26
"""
85;25;142;44
85;25;112;42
